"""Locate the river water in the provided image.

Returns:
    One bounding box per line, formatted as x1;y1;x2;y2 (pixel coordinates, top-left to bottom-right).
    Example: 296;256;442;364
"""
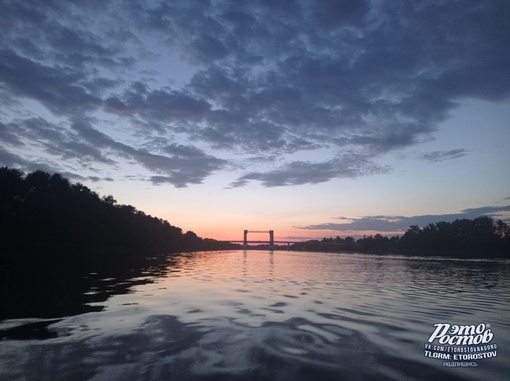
1;250;509;380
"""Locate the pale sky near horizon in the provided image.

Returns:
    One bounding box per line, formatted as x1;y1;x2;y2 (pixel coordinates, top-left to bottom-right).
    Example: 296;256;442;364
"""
1;1;509;241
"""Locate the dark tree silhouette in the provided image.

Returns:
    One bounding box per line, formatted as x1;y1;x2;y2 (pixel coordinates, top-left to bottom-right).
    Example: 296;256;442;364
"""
0;167;240;319
0;167;234;260
292;218;508;257
397;217;508;257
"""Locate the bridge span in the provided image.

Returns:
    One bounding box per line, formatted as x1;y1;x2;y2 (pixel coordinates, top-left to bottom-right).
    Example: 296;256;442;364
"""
226;240;301;247
221;230;301;250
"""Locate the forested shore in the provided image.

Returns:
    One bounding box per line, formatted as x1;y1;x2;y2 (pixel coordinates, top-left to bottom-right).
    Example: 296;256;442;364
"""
1;166;508;260
0;167;236;263
1;167;508;320
0;167;236;320
289;218;509;258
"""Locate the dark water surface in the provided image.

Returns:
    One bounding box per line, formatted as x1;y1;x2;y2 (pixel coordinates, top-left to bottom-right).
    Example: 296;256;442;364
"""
1;251;509;380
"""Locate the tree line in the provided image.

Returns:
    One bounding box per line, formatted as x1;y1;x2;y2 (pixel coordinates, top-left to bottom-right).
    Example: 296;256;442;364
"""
0;167;234;261
292;217;509;257
1;166;508;260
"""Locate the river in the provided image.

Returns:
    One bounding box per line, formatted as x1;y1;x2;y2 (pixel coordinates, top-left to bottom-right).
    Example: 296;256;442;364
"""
1;250;509;380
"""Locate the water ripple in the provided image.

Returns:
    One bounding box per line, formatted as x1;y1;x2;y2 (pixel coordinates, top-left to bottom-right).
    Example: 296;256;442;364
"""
1;251;508;381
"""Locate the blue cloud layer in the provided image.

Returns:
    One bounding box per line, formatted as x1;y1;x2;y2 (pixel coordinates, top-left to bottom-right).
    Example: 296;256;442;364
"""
0;0;509;187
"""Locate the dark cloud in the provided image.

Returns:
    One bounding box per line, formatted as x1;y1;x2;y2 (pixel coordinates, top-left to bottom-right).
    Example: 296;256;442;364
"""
61;172;114;183
302;205;510;233
0;117;116;172
0;0;509;187
0;142;113;182
0;148;27;167
70;119;227;188
461;205;510;217
0;49;101;115
105;88;211;122
421;149;467;163
0;115;226;187
307;0;369;27
0;1;128;67
229;154;390;187
0;122;24;146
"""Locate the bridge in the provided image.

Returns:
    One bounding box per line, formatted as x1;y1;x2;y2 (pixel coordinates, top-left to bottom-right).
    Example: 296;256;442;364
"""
218;230;352;251
223;230;301;250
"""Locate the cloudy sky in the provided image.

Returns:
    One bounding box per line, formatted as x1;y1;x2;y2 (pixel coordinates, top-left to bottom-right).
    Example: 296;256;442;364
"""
1;0;509;240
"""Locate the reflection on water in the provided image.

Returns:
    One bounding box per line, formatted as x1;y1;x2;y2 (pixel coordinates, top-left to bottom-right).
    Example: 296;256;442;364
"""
0;251;173;322
1;250;509;380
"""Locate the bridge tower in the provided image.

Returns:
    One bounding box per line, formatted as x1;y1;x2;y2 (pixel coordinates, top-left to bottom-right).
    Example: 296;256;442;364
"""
243;230;274;250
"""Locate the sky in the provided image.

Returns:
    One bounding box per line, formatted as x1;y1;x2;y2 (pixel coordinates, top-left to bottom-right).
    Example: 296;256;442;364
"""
1;0;509;241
